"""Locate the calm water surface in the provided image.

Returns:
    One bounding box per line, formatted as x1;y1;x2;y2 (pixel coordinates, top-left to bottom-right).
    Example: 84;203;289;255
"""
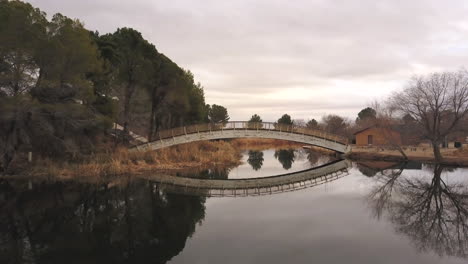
1;148;467;264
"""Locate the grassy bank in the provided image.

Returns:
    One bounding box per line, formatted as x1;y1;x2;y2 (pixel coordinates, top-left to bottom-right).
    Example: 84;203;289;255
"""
347;146;468;166
27;140;241;179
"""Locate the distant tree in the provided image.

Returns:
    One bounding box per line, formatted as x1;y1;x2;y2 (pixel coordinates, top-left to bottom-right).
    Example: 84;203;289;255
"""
277;114;293;125
321;114;349;136
247;114;263;129
293;119;306;127
306;119;319;129
356;107;377;124
249;114;262;123
391;71;468;162
208;104;229;123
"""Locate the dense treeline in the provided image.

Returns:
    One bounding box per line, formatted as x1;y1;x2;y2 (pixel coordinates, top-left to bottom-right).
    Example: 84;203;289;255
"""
0;0;227;171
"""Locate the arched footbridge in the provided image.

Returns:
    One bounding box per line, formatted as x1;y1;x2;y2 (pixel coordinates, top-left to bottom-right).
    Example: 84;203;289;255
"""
142;159;350;197
132;121;351;154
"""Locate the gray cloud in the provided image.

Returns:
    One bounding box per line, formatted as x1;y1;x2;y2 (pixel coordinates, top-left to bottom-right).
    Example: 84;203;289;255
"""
27;0;468;121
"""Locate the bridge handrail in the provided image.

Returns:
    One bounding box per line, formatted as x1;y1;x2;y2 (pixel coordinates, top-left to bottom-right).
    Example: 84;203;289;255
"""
146;121;348;146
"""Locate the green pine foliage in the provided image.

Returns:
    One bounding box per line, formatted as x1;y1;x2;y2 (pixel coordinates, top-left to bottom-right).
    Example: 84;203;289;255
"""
0;0;228;171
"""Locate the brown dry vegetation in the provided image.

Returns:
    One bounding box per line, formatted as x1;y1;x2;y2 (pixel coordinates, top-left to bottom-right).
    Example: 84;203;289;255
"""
26;140;244;179
7;138;322;179
229;138;303;150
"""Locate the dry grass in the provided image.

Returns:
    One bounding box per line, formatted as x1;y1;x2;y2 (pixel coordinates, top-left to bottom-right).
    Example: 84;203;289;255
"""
21;138;317;179
229;138;303;150
127;140;243;169
26;140;243;179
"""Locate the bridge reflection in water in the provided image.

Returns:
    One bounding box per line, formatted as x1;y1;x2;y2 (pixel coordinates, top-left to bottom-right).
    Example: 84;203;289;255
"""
143;159;350;197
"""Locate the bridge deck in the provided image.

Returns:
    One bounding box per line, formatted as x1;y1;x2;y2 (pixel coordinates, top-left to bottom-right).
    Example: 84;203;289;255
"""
133;121;350;153
150;122;347;144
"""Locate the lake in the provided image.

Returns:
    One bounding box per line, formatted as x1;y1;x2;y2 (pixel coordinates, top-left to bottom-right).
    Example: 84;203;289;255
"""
1;148;467;263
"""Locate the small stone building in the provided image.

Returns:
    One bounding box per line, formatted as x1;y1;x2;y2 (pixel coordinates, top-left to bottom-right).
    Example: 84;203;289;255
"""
354;126;402;146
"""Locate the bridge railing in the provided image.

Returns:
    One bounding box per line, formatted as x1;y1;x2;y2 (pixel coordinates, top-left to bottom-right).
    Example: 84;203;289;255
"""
152;121;348;145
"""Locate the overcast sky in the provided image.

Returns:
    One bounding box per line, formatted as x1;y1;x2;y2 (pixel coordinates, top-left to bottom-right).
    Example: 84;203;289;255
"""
27;0;468;122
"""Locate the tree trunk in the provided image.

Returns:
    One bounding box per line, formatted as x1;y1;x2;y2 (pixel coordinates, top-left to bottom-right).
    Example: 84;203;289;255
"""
432;140;443;163
148;87;158;141
35;68;43;89
122;83;133;137
123;96;130;134
148;111;155;142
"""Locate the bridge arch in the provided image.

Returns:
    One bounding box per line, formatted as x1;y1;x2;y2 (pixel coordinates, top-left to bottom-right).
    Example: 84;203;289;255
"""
132;122;350;153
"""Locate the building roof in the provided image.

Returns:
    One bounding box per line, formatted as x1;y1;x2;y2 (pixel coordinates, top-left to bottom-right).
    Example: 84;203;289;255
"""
353;125;400;135
353;125;377;135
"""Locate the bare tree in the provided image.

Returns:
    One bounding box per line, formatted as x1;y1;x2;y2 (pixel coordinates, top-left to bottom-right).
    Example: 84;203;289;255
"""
391;71;468;162
321;114;350;137
370;100;408;160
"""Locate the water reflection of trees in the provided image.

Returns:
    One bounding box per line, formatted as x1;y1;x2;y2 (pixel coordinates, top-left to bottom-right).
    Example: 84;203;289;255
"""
274;149;295;170
357;165;379;177
368;165;468;258
247;151;264;171
176;166;234;180
304;149;335;168
306;150;320;166
0;179;206;264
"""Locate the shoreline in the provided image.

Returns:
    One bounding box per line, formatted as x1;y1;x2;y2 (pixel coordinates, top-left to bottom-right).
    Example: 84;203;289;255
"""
1;139;305;179
3;141;468;180
347;147;468;167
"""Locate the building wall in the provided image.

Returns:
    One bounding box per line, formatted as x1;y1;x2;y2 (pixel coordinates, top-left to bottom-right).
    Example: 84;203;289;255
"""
355;127;402;146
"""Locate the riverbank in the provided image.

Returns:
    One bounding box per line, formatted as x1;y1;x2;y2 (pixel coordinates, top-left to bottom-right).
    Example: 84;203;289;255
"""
347;146;468;166
2;139;305;179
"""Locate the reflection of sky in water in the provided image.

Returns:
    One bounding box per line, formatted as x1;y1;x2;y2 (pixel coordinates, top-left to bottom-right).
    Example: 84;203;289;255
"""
228;148;332;179
171;164;468;264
